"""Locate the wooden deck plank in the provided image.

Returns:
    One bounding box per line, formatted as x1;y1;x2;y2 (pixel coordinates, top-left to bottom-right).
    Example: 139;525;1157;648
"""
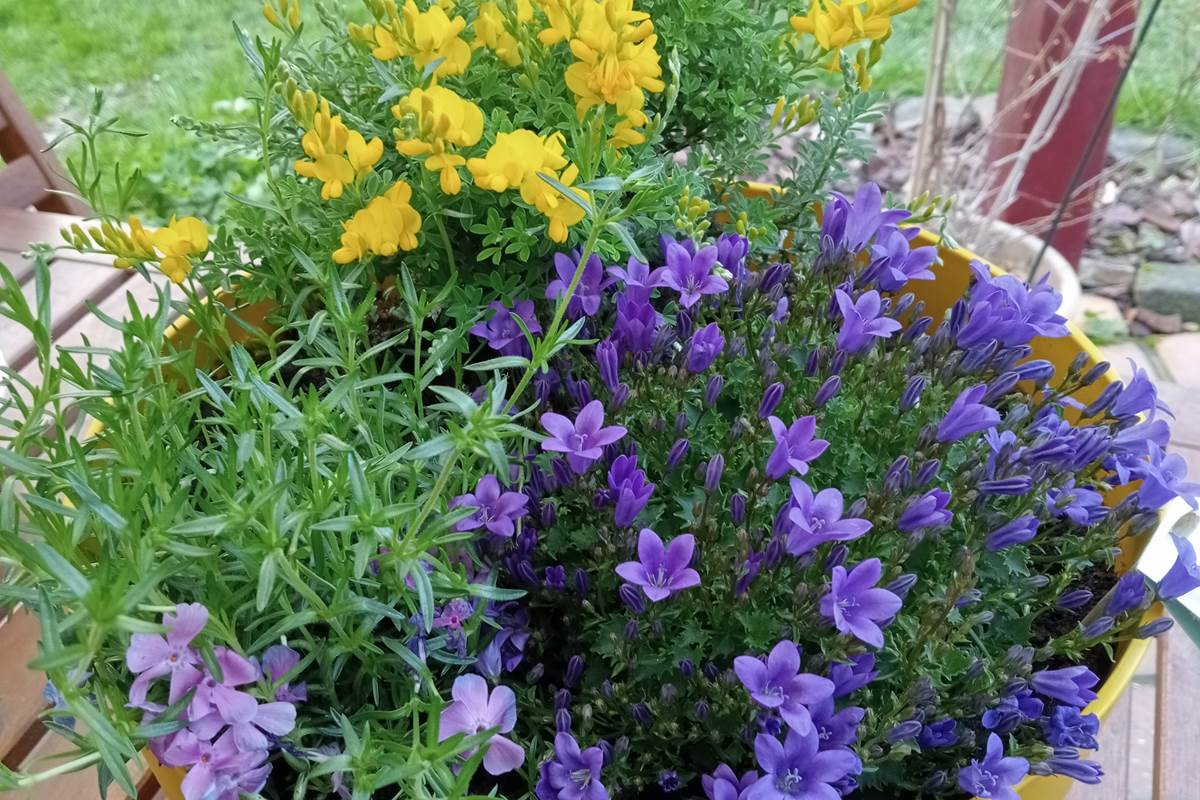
0;209;110;266
16;728;144;800
0;610;51;766
1153;628;1200;800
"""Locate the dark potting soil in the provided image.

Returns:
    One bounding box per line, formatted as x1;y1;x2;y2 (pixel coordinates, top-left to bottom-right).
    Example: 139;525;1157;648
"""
1033;565;1119;681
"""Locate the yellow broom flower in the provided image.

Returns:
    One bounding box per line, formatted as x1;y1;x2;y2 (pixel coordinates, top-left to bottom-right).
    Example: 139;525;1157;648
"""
519;162;588;243
471;0;532;66
149;216;209;284
393;85;485;195
294;99;383;199
466;129;568;192
332;181;423;264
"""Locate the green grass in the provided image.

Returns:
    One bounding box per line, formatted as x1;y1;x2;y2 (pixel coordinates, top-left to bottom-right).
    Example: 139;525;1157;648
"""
873;0;1200;139
0;0;1196;218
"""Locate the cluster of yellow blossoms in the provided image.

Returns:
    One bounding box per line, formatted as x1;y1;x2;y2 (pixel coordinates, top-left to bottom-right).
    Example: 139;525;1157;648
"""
293;96;384;200
350;0;473;77
74;216;209;284
393;86;485;196
790;0;918;73
332;180;424;264
472;0;533;67
467;130;588;243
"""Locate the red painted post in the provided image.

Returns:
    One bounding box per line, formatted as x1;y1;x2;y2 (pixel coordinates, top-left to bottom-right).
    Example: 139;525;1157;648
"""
984;0;1139;268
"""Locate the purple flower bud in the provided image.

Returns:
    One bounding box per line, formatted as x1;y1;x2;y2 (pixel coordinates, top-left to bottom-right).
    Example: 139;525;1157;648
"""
915;459;940;486
1056;589;1093;610
567;377;592;407
825;543;849;569
804;349;821;377
829;350;848;375
758;382;785;418
1082;381;1122;418
983;371;1021;405
848;497;868;518
540;502;557;528
978;477;1034;496
660;683;678;704
883;455;911;496
1014;359;1056;387
600;680;615;699
885;573;918;598
659;770;680;793
814;376;841;407
516;560;538;586
596;339;620;391
612;736;629;761
955;589;982;608
694;700;710;720
903;316;933;342
555;708;572;732
900;375;926;411
544;565;568;591
705;375;725;407
1080;361;1110;386
1025;574;1051;590
554;689;573;710
730;494;746;524
527;662;545;683
566;655;585;686
631;703;652;726
1136;618;1174;638
888;720;923;742
970;611;995;625
679;659;695;678
1082;616;1114;639
923;771;948;792
667;438;690;470
704;662;720;680
761;263;789;293
705;454;725;493
687;323;725;373
676;308;694;340
612;383;630;409
620;583;646;614
624;619;639;640
551;457;573;487
574;568;589;598
765;539;786;568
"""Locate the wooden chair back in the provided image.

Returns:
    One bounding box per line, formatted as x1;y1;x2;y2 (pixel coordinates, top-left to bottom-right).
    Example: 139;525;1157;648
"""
0;71;89;215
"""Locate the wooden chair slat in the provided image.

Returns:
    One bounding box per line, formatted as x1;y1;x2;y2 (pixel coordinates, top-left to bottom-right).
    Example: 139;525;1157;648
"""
0;257;133;372
0;610;52;765
0;249;35;286
0;73;88;216
1153;629;1200;800
15;727;147;800
0;156;48;212
0;208;113;267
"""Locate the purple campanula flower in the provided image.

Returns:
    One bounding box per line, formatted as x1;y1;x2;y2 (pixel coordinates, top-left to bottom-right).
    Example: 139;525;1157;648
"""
870;226;937;291
450;474;528;538
885;573;918;598
1107;571;1148;616
659;770;680;792
1014;359;1056;386
1046;480;1107;526
1031;666;1099;708
661;242;728;308
1056;590;1092;610
982;690;1043;734
535;732;608;800
730;494;747;525
1135;443;1200;511
984;515;1039;551
765;416;829;480
808;695;864;748
261;645;307;704
828;654;876;698
716;232;749;275
470;300;542;357
667;438;690;470
546;251;612;318
1157;532;1200;600
608;455;654;528
608;257;667;302
1082;616;1114;638
125;603;207;710
613;291;658;358
957;261;1068;350
758;383;785;419
705;454;725;493
957;733;1029;800
821;183;908;258
784;479;872;557
734;640;835;735
544;566;567;591
687;323;726;373
615;528;701;602
917;718;958;749
899;375;926;411
735;552;765;597
439;675;524;775
1044;706;1099;749
1038;752;1103;785
540;400;627;474
1111;359;1172;420
747;728;861;800
937;384;1000;443
819;558;902;648
887;720;922;742
770;297;789;323
897;489;952;534
702;764;757;800
813;376;841;408
835;289;902;354
596;339;619;391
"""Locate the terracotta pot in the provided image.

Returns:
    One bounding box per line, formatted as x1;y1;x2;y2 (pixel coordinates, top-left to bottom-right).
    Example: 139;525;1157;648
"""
138;189;1158;800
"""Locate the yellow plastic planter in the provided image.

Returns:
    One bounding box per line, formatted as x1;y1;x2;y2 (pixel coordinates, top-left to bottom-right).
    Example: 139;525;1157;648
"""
137;193;1154;800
